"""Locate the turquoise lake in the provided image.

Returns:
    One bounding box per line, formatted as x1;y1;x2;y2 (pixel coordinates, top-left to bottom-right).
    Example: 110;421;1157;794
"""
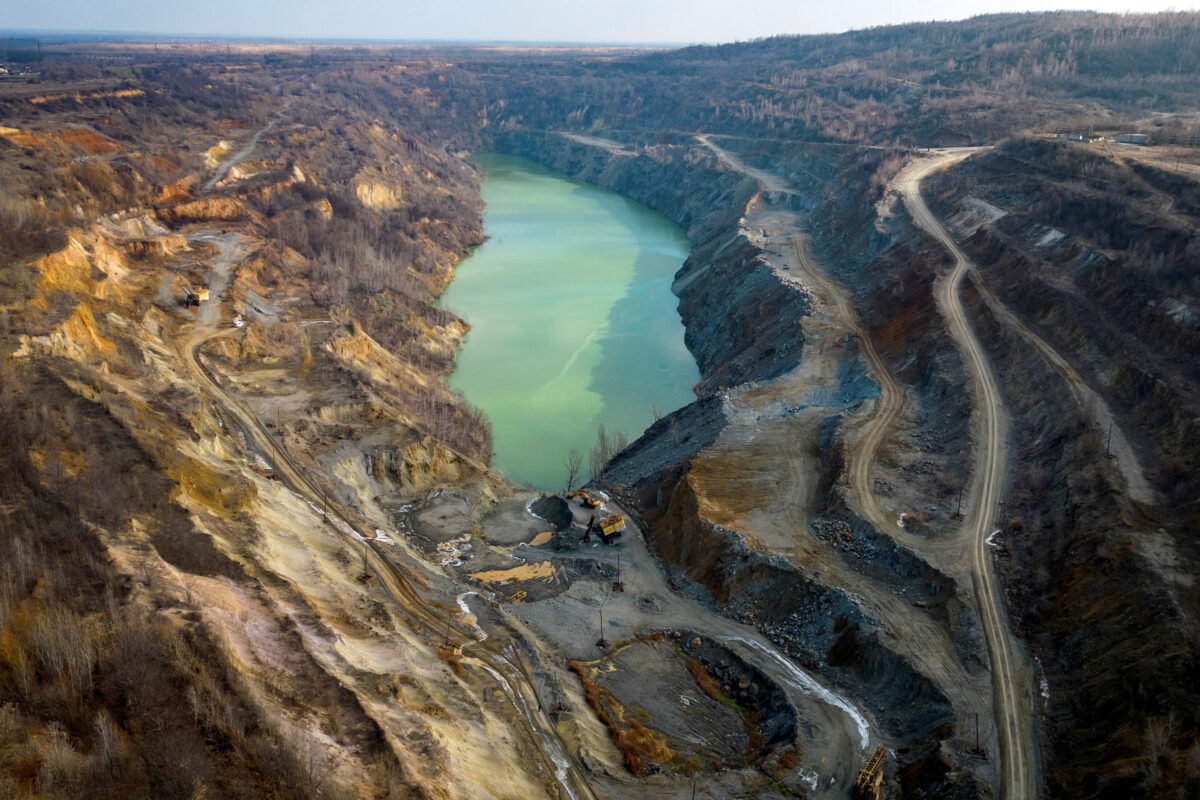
437;153;699;490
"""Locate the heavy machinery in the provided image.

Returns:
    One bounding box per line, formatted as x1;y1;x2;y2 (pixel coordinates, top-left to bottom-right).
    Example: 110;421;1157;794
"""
582;513;625;545
597;514;625;540
183;286;210;307
568;490;601;509
853;747;886;800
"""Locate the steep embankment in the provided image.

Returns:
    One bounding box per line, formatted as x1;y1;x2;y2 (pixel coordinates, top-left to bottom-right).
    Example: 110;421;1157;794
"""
926;138;1200;799
0;66;576;800
490;129;991;796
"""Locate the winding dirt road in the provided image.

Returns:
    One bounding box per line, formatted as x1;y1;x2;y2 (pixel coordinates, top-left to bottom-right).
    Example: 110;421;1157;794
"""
788;235;906;542
203;100;292;191
697;137;996;749
898;151;1037;800
695;138;907;524
967;272;1155;505
180;318;595;800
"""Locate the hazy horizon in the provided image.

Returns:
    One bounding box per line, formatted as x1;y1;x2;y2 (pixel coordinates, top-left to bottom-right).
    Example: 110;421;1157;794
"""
3;1;1197;46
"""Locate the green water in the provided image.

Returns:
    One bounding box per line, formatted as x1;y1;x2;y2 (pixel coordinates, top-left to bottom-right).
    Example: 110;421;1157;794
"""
437;153;698;490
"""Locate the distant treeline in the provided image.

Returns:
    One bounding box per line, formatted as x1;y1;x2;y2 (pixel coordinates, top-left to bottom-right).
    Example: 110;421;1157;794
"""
0;38;42;63
405;11;1200;147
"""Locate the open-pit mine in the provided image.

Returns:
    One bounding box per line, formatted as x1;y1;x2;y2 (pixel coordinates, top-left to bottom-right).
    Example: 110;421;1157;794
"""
1;12;1199;800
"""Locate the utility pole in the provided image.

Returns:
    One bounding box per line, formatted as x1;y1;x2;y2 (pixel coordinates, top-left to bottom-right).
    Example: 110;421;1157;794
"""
613;553;624;592
1104;424;1114;459
953;486;964;519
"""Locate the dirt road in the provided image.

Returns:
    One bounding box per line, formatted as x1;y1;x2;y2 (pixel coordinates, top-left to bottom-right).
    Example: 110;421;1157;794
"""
180;313;595;800
898;151;1037;800
203;100;292;191
967;272;1155;505
557;131;634;155
1109;141;1200;182
789;235;905;542
696;138;996;753
696;134;792;193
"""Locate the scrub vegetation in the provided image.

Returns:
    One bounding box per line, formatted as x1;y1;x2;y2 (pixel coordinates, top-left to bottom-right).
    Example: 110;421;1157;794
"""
2;9;1200;799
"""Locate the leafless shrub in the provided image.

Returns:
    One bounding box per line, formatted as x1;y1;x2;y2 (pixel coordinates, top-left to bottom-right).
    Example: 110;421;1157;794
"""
31;607;99;702
589;424;629;481
564;448;583;493
93;710;127;774
35;722;92;797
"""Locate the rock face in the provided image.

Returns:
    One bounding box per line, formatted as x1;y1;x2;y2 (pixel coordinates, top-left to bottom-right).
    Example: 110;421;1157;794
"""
489;129;987;793
927;139;1200;798
0;66;550;800
492;131;813;392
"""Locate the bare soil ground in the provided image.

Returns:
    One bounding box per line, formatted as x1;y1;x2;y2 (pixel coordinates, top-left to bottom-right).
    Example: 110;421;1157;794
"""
693;138;1005;788
448;488;873;798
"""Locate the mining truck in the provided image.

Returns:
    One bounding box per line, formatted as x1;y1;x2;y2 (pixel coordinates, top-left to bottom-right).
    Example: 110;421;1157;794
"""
183;286;210;307
582;513;625;545
597;514;626;541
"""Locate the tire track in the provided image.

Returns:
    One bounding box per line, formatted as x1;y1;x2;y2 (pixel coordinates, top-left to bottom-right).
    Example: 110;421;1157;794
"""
898;150;1037;800
180;320;596;800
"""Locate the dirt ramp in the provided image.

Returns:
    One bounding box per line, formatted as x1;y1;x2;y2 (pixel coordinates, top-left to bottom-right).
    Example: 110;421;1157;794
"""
568;632;797;776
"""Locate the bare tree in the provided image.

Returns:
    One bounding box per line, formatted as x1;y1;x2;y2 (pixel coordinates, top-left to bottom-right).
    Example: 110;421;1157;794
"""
564;448;582;494
589;424;609;481
588;424;629;481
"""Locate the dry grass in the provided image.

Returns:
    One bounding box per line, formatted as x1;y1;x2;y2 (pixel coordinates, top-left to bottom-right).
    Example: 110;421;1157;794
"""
685;656;731;708
567;659;675;775
0;359;380;799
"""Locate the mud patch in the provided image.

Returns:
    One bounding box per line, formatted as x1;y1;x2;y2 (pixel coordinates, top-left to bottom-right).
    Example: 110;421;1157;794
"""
410;491;472;545
569;632;796;776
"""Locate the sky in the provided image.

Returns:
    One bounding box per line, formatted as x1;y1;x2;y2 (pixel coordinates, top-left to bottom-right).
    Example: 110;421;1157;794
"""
3;0;1196;44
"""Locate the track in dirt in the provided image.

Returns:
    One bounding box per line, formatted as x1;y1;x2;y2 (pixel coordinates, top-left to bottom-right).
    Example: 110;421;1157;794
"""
789;235;905;541
202;100;292;191
179;320;595;800
697;135;997;758
694;135;905;538
966;272;1155;505
898;150;1037;800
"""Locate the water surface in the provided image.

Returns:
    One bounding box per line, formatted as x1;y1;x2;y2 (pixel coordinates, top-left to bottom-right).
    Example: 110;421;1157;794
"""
438;153;697;489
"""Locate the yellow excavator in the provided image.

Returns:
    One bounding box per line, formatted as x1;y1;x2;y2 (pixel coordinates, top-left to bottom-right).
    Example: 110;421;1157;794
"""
568;490;601;509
